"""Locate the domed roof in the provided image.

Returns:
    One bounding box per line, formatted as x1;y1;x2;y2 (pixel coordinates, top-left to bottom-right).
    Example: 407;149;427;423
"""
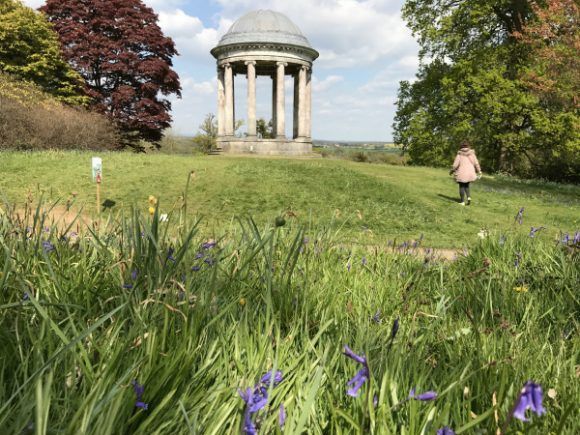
215;10;313;49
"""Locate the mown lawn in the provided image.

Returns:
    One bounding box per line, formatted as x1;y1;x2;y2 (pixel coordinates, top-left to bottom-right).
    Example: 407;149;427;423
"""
0;150;578;247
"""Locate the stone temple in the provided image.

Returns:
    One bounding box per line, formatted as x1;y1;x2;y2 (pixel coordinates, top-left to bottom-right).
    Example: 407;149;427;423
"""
211;10;319;155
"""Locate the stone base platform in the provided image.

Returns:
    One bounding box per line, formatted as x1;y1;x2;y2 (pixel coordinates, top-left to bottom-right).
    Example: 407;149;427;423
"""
217;138;312;156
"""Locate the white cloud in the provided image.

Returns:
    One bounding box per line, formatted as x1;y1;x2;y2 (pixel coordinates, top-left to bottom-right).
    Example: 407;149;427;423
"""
213;0;417;69
312;75;344;92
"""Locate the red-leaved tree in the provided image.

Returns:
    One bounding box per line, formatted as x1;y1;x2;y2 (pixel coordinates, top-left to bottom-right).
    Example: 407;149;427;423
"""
41;0;181;148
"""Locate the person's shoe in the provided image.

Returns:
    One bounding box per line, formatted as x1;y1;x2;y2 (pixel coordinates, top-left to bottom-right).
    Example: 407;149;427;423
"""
467;197;471;205
459;202;466;206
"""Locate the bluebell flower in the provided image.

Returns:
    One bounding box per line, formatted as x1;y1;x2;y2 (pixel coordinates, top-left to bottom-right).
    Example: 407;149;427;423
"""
278;404;286;428
343;345;370;397
123;284;133;289
372;309;381;324
437;427;455;435
260;370;283;386
204;257;215;266
23;292;30;301
131;270;138;280
361;256;367;266
42;241;55;253
512;381;545;422
515;207;524;225
574;231;580;245
131;380;148;410
166;248;176;263
191;265;201;272
409;388;438;401
239;371;284;434
529;226;546;238
202;241;216;250
195;252;204;260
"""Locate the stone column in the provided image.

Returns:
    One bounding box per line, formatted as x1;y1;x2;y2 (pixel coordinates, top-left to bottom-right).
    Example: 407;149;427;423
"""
271;73;277;137
224;63;234;136
298;66;307;138
246;61;257;138
217;67;226;137
306;68;312;139
293;74;299;139
276;62;287;139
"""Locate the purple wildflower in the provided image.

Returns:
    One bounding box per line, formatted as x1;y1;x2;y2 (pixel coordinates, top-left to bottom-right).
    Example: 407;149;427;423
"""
372;309;381;324
278;404;286;428
131;380;148;410
42;241;55;253
361;256;367;266
23;292;30;301
529;226;546;238
373;395;379;408
561;233;569;245
131;270;138;280
123;284;133;289
515;207;525;225
239;371;284;434
204;257;215;266
343;345;370;397
195;252;204;260
409;388;438;401
191;265;201;272
512;381;545;422
202;241;216;250
166;248;176;263
574;231;580;245
437;427;455;435
260;370;283;386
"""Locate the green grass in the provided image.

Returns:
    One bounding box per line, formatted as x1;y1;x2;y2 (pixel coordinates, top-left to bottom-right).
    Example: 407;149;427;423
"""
0;203;578;433
0;150;577;248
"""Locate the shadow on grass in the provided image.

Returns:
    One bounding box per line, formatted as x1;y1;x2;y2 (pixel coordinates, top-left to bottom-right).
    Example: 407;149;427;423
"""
437;194;459;203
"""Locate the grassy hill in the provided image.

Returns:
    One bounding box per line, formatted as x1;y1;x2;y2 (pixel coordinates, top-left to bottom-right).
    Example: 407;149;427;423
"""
0;151;578;247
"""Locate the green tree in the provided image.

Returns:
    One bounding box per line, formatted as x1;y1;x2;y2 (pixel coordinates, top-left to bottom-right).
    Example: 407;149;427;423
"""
193;113;217;153
394;0;579;181
256;118;274;139
0;0;86;105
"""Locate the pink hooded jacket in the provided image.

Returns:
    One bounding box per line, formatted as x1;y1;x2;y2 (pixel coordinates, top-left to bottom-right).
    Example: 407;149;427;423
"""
452;148;481;183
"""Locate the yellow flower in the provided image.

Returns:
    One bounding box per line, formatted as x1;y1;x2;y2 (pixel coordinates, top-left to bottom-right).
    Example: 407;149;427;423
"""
148;207;155;216
239;298;246;306
514;285;529;293
148;195;157;206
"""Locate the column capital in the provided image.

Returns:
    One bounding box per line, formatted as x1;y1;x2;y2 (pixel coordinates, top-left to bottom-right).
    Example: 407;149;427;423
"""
223;62;232;69
276;61;288;67
300;65;311;71
244;60;257;66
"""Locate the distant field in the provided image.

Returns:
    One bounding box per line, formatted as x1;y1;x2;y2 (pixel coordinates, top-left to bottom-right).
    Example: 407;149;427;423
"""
0;150;578;247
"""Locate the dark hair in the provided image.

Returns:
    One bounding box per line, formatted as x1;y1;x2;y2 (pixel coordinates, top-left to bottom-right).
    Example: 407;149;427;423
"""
460;140;470;149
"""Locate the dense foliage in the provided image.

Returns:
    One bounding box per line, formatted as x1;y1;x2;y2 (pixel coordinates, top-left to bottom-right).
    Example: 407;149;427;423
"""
394;0;579;182
41;0;182;149
0;202;577;433
0;0;86;105
0;73;118;151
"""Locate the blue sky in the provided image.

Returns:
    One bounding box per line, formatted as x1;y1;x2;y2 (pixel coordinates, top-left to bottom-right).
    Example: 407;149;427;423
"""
24;0;420;141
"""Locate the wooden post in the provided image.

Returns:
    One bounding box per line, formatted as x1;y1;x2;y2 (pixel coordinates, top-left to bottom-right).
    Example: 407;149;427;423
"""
96;172;101;216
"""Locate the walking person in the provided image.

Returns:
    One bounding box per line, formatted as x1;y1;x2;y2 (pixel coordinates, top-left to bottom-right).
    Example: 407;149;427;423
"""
450;141;482;205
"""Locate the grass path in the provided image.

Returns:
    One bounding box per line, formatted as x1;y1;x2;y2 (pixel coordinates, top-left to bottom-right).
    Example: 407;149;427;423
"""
0;151;578;247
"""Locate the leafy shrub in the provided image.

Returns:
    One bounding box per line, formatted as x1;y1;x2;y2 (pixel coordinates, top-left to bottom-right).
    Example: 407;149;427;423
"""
0;75;118;151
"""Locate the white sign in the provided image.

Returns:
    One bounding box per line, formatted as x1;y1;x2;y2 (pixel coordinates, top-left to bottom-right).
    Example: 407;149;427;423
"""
92;157;102;182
